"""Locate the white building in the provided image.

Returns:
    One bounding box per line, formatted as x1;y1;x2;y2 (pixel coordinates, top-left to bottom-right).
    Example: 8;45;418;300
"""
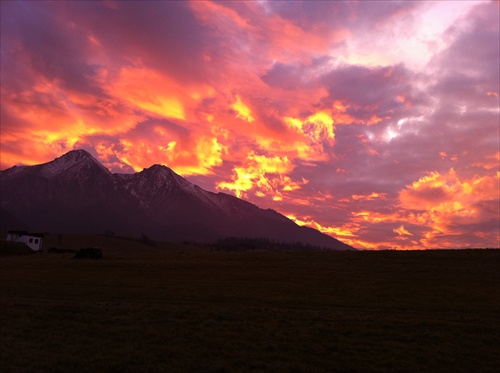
6;231;44;251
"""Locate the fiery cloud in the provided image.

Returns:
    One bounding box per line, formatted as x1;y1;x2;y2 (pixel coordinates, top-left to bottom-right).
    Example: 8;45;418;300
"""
217;152;308;200
398;169;499;247
231;96;255;123
1;0;498;249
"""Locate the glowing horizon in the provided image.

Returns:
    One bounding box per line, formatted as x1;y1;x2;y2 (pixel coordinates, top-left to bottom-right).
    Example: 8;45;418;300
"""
1;1;499;249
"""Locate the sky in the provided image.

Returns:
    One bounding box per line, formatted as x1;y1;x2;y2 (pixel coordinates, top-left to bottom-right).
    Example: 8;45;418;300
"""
1;0;499;250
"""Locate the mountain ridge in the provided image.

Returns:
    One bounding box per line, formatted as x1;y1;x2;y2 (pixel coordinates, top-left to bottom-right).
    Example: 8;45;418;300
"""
0;150;354;250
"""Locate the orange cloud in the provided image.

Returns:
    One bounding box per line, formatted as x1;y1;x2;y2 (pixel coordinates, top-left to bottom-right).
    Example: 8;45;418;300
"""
331;100;357;124
472;152;500;170
352;211;393;224
194;136;227;173
217;151;308;199
113;66;217;121
284;213;396;250
366;114;391;125
352;192;387;201
191;0;339;65
281;110;337;161
286;214;358;238
393;225;413;236
1;74;141;168
109;131;226;176
399;169;499;246
343;169;499;249
285;111;335;144
231;95;255;122
190;0;252;36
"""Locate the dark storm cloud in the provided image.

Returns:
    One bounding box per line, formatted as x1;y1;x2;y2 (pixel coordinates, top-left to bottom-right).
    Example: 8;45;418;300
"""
63;1;213;83
1;1;213;94
261;57;330;90
1;2;104;97
262;59;422;124
321;64;416;114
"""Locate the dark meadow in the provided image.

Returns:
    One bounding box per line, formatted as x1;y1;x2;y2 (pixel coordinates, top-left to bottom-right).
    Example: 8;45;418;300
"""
1;234;499;372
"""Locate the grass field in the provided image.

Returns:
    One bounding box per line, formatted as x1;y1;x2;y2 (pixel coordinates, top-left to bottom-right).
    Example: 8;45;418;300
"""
1;234;499;372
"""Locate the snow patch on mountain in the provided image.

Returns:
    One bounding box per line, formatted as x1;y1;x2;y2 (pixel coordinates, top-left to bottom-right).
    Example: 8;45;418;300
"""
39;149;111;178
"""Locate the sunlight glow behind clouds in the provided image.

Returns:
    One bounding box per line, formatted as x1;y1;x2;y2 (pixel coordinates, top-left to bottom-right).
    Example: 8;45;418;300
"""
1;0;498;249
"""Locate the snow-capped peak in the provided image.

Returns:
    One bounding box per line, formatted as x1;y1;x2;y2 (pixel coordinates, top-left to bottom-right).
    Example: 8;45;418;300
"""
39;149;111;177
141;164;190;187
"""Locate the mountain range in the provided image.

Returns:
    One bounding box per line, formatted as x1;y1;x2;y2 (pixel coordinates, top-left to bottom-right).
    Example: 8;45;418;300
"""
0;150;353;250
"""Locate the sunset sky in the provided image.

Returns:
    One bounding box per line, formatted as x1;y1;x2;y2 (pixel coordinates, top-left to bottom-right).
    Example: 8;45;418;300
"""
1;1;499;250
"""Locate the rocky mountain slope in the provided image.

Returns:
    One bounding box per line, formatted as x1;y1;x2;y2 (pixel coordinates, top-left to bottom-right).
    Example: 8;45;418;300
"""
0;150;353;250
